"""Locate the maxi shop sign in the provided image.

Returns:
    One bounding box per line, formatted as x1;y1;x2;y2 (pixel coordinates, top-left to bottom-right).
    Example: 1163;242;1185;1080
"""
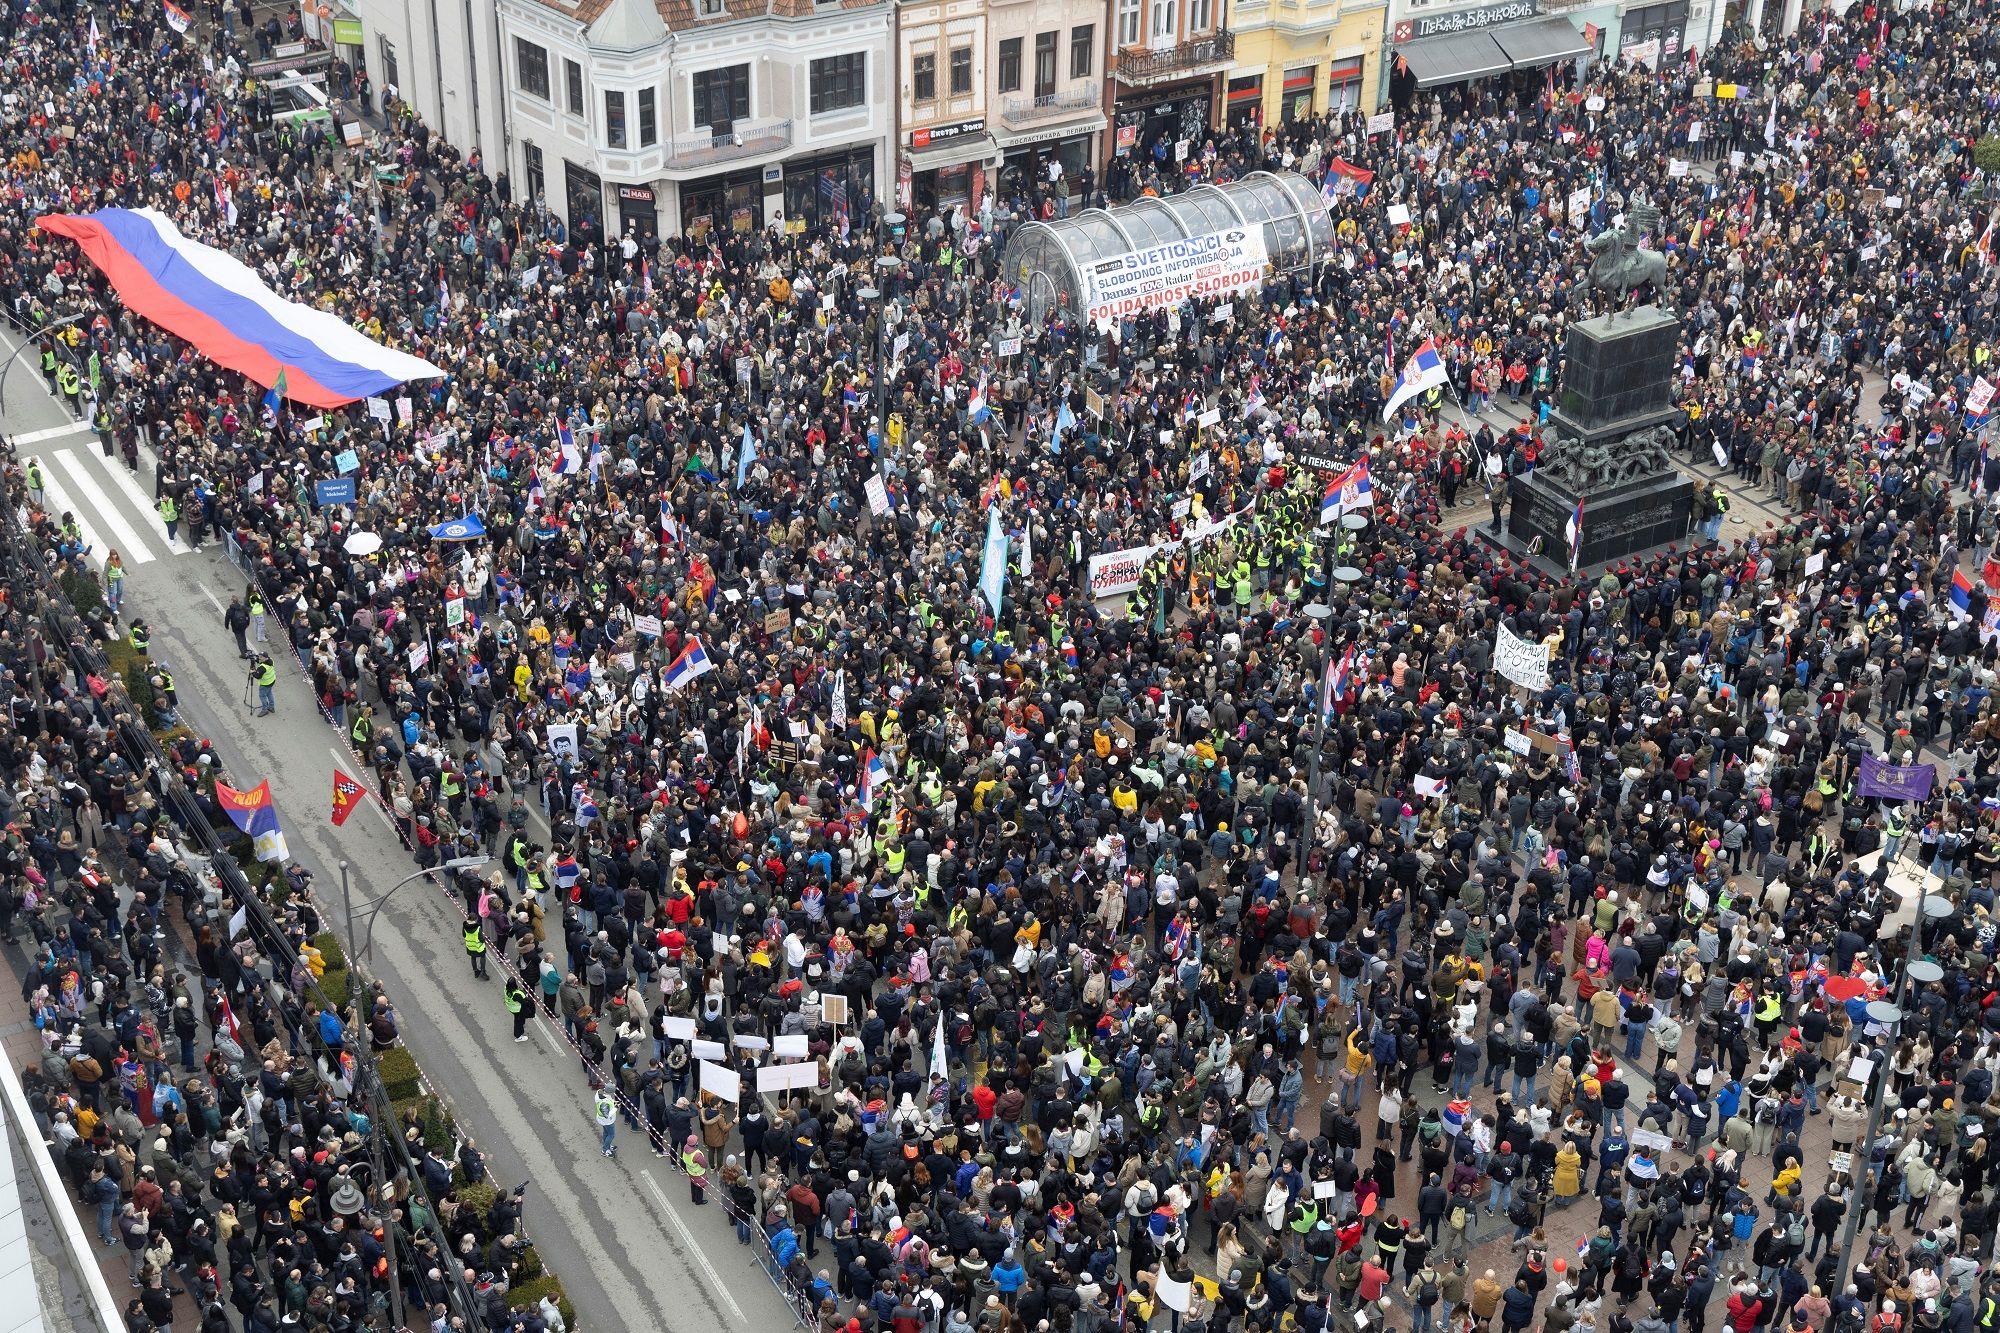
1393;0;1538;42
1081;227;1271;325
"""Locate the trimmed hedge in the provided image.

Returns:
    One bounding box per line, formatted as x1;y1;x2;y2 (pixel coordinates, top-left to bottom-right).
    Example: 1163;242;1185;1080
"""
506;1275;577;1328
376;1046;422;1102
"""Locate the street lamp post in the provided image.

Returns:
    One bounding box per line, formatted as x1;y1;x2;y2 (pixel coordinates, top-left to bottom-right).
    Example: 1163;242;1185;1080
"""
0;313;88;417
1831;892;1952;1289
334;853;489;1333
1294;512;1370;884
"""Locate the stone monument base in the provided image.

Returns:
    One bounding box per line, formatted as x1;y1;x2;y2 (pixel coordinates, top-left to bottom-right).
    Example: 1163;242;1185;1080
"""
1492;467;1694;575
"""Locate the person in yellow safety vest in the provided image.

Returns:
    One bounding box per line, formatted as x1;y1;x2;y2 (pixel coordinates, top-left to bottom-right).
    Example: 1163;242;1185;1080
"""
24;459;42;508
947;901;970;933
129;620;150;657
157;493;179;544
682;1143;708;1204
252;655;277;716
462;915;488;978
1884;806;1909;862
505;978;529;1041
54;359;80;403
885;841;906;877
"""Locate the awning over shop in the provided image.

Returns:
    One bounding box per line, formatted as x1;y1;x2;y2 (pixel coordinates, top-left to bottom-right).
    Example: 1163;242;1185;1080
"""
1492;17;1594;69
905;133;997;174
1394;31;1511;88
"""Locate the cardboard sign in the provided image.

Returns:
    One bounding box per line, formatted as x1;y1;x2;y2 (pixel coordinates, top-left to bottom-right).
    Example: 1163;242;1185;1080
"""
1085;388;1105;419
764;608;791;634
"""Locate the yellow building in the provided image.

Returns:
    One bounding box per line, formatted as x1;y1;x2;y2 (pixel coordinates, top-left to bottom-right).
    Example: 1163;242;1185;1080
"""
1222;0;1384;132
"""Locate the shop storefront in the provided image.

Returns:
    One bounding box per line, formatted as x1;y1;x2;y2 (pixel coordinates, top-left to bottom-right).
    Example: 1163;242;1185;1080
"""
564;161;606;240
782;146;878;234
616;183;658;240
995;119;1105;200
1280;65;1316;121
1620;0;1690;64
1326;55;1364;111
902;119;995;214
1111;85;1213;172
1385;0;1595;108
1225;75;1262;130
680;164;765;238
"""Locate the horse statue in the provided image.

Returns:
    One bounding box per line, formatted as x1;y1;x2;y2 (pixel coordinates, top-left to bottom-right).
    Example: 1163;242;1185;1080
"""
1576;203;1669;309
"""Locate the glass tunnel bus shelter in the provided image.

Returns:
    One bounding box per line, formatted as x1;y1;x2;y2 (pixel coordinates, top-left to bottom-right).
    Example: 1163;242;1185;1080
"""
999;169;1334;326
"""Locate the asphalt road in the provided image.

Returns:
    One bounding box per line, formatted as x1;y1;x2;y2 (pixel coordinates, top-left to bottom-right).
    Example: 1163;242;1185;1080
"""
0;336;796;1333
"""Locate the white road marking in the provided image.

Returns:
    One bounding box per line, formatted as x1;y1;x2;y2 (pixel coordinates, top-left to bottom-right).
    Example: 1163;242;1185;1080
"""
33;469;116;567
640;1169;747;1325
198;585;224;615
50;449;163;565
97;453;189;553
9;422;91;446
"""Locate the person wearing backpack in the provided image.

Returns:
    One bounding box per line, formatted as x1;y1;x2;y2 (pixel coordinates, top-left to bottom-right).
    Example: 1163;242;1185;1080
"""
1406;1261;1443;1333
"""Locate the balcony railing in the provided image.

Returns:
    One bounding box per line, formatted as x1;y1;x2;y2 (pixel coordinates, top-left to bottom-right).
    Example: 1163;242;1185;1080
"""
661;118;793;170
1115;30;1235;82
1000;83;1101;126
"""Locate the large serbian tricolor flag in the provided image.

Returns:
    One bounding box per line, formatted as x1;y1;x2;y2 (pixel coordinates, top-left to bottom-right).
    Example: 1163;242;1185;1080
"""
38;208;444;409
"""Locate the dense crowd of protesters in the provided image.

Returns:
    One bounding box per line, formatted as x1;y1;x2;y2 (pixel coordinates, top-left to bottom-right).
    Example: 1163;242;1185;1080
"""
5;0;2000;1333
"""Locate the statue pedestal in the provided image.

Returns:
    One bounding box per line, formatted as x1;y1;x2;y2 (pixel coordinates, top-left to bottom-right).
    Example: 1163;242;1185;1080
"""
1494;301;1693;574
1493;467;1695;575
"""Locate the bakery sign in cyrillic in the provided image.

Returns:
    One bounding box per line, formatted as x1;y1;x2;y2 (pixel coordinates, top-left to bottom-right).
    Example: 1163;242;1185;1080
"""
1393;0;1538;42
1081;228;1270;327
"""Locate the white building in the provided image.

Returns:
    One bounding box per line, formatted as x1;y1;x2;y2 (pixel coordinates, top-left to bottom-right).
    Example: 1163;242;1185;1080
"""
353;0;894;239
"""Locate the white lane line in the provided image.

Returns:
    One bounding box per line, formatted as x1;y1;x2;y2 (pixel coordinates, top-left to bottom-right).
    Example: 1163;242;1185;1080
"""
9;422;90;446
198;585;224;615
97;453;189;554
50;450;163;566
640;1169;747;1325
33;469;114;568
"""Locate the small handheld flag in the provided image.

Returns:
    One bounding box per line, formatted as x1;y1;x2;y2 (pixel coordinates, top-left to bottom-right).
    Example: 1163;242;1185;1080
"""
1566;497;1585;572
330;769;365;827
663;637;715;692
1319;457;1375;525
1381;338;1447;422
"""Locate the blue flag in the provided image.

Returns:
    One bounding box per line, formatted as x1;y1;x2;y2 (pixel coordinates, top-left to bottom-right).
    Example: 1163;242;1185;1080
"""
1052;399;1076;454
977;504;1008;617
428;514;486;541
737;422;758;489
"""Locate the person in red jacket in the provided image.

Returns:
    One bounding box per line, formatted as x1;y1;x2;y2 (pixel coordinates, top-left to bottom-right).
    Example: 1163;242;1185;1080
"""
1728;1286;1766;1333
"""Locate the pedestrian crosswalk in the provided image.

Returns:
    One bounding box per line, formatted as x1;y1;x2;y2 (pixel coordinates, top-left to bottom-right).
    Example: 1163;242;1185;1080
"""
15;440;187;568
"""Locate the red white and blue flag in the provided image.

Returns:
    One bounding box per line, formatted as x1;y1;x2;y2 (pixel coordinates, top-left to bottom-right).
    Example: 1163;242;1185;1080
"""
216;779;289;863
1952;568;1977;617
1319;456;1375;525
1381;337;1447;421
1567;497;1586;571
662;637;714;692
857;748;886;813
1321;643;1355;718
38;208;442;408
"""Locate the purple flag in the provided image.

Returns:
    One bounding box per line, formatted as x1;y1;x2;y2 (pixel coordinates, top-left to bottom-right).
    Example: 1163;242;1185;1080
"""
1855;754;1936;803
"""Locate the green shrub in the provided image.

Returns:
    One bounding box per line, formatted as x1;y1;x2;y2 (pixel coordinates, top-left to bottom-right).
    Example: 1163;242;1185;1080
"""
320;967;352;1011
419;1097;456;1153
457;1179;499;1219
516;1245;544;1280
1977;136;2000;177
59;568;103;616
375;1046;422;1101
315;931;347;972
505;1275;574;1326
103;635;155;721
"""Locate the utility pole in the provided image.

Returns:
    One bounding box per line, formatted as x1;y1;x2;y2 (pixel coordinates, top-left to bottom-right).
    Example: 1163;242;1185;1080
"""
1831;892;1949;1288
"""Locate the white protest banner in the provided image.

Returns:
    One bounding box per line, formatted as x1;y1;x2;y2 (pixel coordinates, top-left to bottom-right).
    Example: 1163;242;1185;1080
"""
699;1061;741;1102
1668;158;1690;178
367;398;392;423
1568;188;1591;219
1504;729;1533;755
755;1066;793;1095
1211;302;1234;322
1197;407;1222;428
1087;543;1161;600
408;641;429;671
997;335;1022;357
1804;551;1826;577
1414;774;1449;799
1078;228;1270;326
1366;111;1395;135
1968;377;1996;417
774;1034;810;1059
692;1038;728;1061
632;614;663;638
1158;1276;1193;1314
1385;203;1412;227
396;396;413;424
546;722;580;761
1713;441;1730;467
662;1016;698;1040
733;1034;771;1051
1494;622;1551;692
865;473;892;515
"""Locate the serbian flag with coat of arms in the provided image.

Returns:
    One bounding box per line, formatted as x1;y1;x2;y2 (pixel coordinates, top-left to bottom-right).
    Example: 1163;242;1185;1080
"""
1319;456;1374;525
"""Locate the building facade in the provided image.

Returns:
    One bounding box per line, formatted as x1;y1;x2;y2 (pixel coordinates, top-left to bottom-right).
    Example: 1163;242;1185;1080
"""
1223;0;1383;134
895;0;993;214
985;0;1108;203
1104;0;1235;188
1378;0;1631;110
492;0;892;240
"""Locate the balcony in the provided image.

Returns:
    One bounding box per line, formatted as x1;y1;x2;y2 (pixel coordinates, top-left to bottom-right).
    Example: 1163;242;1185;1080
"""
661;118;793;171
999;83;1101;126
1114;30;1235;84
